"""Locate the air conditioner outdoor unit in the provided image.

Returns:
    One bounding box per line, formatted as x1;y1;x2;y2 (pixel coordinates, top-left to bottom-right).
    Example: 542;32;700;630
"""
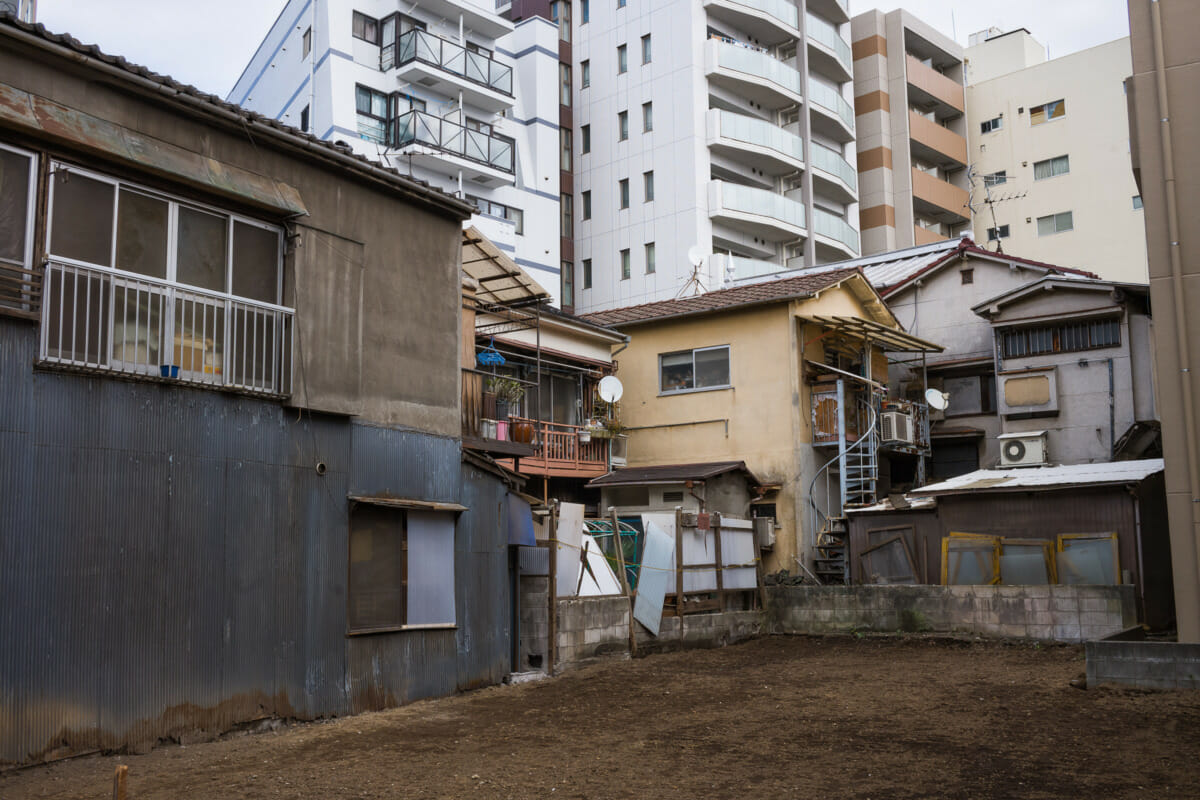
880;411;915;445
753;516;776;550
998;431;1048;467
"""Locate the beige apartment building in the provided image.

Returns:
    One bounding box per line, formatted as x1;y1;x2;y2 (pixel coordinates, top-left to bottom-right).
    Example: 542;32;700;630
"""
1127;0;1200;641
851;9;970;256
965;30;1148;283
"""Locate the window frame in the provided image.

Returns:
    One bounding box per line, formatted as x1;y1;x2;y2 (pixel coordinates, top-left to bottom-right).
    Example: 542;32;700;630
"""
643;170;654;202
550;0;570;43
561;260;574;307
1000;317;1122;359
1029;99;1066;126
582;190;592;220
302;26;312;58
980;116;1002;134
659;345;732;395
583;257;593;289
642;101;653;132
641;33;652;64
0;141;37;280
1033;154;1069;181
581;59;591;89
299;104;310;133
352;11;380;44
1133;195;1143;210
618;110;629;141
582;0;590;24
581;124;591;154
560;128;572;172
619;178;630;209
1036;211;1074;236
561;193;573;238
983;170;1006;186
620;248;630;280
559;63;572;107
645;241;656;274
617;43;628;74
986;224;1010;241
354;83;390;143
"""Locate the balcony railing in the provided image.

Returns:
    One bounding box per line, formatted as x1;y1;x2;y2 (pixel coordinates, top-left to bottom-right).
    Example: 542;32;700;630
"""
810;141;857;192
391;110;515;174
503;417;609;477
383;28;513;96
710;180;807;238
813;208;860;254
806;13;852;73
705;0;799;32
710;38;802;99
709;108;804;167
41;261;293;396
808;79;855;132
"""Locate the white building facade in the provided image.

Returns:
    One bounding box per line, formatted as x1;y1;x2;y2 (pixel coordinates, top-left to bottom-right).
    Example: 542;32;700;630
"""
571;0;861;313
230;0;567;304
964;30;1148;283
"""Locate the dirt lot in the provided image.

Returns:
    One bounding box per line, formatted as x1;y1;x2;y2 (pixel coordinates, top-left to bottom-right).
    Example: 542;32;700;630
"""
4;635;1199;800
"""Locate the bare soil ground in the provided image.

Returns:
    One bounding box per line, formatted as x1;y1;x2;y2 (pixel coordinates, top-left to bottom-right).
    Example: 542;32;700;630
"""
4;635;1199;800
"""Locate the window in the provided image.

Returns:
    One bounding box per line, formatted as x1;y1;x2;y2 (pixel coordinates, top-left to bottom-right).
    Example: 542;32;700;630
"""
960;269;973;285
562;260;574;307
1000;318;1121;358
942;373;997;416
581;59;590;88
581;124;591;154
617;0;626;8
560;63;572;106
620;248;631;279
348;506;456;633
1133;195;1143;210
643;170;654;202
352;11;379;43
1037;211;1074;236
551;0;570;42
561;193;573;237
641;34;652;64
43;162;288;393
582;0;590;24
617;44;628;74
660;346;731;393
299;104;309;133
560;128;572;171
645;242;656;274
987;224;1010;241
355;84;389;143
583;258;593;289
642;101;653;132
980;116;1002;134
466;196;524;234
582;190;592;220
1030;99;1065;125
1033;155;1069;180
0;143;36;316
302;27;312;58
983;170;1006;186
619;178;630;209
618;110;628;141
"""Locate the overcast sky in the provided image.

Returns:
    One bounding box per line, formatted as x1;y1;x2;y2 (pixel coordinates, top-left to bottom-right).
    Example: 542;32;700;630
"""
35;1;1132;99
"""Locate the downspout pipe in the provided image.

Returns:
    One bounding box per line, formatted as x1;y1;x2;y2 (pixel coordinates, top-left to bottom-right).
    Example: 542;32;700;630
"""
1150;0;1200;617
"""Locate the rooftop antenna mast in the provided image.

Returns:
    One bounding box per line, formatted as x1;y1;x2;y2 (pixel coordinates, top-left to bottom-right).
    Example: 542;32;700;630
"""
679;246;709;297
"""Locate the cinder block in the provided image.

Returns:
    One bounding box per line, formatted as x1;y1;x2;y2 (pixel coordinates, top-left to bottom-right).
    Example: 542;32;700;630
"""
1001;623;1028;639
1081;596;1109;612
1053;624;1082;642
1027;625;1055;641
1080;611;1115;627
1053;597;1080;613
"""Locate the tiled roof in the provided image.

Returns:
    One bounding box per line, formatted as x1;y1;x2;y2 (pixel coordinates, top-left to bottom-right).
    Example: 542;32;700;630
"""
579;266;862;328
0;13;473;219
587;461;760;487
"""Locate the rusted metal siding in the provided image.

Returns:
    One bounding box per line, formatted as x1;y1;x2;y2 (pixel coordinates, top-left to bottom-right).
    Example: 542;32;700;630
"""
0;319;513;766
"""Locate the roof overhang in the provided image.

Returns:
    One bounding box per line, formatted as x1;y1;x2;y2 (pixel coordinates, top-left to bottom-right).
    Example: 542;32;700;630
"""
462;227;549;308
798;314;944;352
348;495;468;513
587;461;762;488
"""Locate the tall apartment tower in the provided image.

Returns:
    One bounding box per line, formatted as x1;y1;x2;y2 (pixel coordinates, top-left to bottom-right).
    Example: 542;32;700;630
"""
230;1;570;306
572;0;861;313
965;29;1148;282
851;9;969;255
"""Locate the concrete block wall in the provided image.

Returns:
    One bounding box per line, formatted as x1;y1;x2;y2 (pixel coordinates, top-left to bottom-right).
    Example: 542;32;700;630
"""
1086;641;1200;689
635;610;762;655
767;585;1137;643
555;597;632;671
519;576;550;672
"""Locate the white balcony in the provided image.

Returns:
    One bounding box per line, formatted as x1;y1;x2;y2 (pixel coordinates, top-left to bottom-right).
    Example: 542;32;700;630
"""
706;109;805;177
808;0;849;24
806;13;852;83
810;141;857;204
708;180;808;242
702;0;799;46
808;78;855;142
384;29;514;113
414;0;513;40
705;38;803;110
712;253;786;284
41;261;293;396
391;110;516;186
812;208;860;259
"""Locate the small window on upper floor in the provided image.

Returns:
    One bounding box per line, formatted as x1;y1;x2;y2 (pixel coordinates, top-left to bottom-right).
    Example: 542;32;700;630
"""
660;346;731;394
617;44;628;74
960;269;974;285
1033;155;1069;180
1030;99;1065;125
641;34;652;64
983;170;1006;186
353;11;379;44
619;178;630;209
987;224;1010;241
560;63;572;106
0;142;37;317
618;110;629;141
1037;211;1074;236
1133;195;1143;210
581;124;591;154
581;0;590;24
980;116;1002;134
620;248;631;279
302;27;312;58
582;190;592;220
617;0;626;8
642;102;653;132
299;104;309;133
550;0;570;43
581;59;591;88
583;258;593;289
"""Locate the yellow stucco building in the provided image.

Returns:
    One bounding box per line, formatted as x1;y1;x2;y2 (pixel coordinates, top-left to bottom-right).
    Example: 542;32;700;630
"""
583;267;941;576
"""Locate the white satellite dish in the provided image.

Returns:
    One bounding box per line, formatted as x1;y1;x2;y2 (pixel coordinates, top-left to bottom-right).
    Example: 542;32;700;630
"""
925;388;950;411
598;375;624;403
686;245;706;267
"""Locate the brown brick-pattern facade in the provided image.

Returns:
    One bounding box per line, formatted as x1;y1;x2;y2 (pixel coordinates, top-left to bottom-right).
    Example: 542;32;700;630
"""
851;35;888;61
854;90;890;116
859;204;896;231
857;146;893;172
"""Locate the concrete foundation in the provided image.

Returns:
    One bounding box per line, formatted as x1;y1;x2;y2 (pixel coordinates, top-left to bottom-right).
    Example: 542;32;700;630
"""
1086;639;1200;689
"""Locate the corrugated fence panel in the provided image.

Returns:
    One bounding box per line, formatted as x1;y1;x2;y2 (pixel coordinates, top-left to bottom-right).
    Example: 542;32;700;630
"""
0;318;514;765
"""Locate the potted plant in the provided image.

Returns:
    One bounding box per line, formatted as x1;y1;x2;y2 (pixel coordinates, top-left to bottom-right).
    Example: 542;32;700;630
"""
486;376;525;420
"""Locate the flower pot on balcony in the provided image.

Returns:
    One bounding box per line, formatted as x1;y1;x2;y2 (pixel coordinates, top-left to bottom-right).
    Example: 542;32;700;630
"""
159;364;179;379
496;399;510;421
496;420;509;441
579;430;591;444
511;419;537;444
482;391;498;420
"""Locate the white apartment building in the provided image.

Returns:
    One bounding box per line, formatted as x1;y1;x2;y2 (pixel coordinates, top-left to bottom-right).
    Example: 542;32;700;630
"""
572;0;861;313
965;30;1148;283
230;0;568;304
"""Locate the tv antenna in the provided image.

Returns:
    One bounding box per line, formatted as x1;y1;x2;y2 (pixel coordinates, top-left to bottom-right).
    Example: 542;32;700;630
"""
967;165;1028;254
678;245;709;297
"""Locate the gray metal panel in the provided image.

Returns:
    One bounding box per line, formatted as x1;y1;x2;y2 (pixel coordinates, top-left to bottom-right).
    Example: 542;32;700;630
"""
0;319;515;766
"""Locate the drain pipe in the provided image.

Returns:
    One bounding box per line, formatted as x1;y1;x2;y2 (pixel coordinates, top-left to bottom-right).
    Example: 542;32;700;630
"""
1150;0;1200;608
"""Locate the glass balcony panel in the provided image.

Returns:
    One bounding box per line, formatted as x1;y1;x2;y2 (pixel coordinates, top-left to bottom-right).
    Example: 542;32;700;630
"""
810;141;857;192
808;79;855;131
394;29;513;96
391;111;515;173
813;208;859;253
715;40;802;96
806;13;851;72
720;181;806;231
716;109;804;163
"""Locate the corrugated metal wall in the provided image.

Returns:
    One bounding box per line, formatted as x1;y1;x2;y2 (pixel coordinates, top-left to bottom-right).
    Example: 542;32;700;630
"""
0;319;513;766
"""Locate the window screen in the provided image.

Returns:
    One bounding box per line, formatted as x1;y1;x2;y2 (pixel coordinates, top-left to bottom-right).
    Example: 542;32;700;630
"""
176;206;228;291
232;221;280;303
348;505;406;631
0;147;33;264
116;189;169;279
50;169;115;266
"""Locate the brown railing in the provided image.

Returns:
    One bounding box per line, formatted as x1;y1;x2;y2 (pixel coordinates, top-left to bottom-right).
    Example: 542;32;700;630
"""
505;416;609;477
811;385;865;445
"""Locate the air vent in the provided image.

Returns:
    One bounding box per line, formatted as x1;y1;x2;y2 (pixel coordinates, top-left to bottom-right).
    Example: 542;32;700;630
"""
662;491;684;503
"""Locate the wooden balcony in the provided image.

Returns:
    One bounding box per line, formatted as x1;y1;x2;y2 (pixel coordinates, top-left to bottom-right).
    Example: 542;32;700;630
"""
497;417;610;478
461;369;536;459
905;54;964;119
